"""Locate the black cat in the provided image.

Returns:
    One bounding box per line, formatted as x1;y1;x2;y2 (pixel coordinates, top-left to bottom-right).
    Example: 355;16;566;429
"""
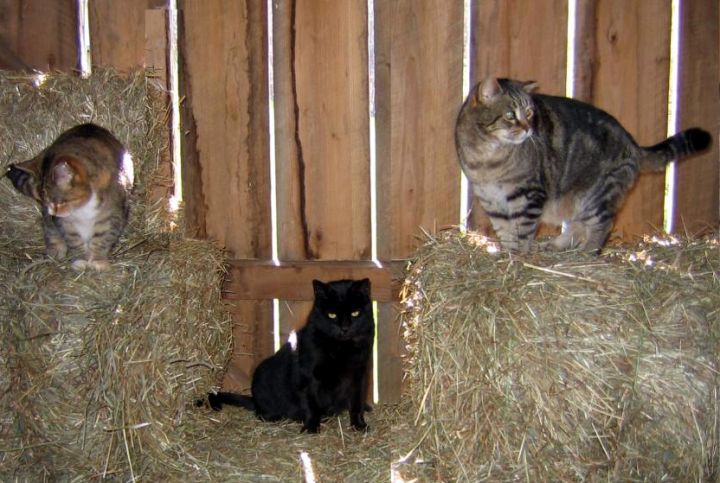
204;278;374;433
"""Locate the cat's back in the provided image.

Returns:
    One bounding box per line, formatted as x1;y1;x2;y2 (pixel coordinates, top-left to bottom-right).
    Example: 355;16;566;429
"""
532;93;638;148
43;123;127;181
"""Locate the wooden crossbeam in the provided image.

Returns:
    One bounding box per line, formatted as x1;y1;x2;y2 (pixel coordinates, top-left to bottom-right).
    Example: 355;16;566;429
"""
222;260;403;303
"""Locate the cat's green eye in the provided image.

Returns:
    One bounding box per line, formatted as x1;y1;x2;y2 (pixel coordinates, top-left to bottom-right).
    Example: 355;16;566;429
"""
351;310;360;317
327;312;337;319
504;110;515;121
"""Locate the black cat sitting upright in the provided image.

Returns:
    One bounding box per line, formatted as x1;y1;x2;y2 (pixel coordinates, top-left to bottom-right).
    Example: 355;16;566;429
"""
204;278;374;433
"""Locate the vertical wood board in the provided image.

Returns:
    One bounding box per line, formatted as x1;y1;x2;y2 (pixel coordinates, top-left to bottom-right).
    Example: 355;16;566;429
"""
579;0;671;240
179;0;271;259
375;0;464;260
374;0;464;402
179;0;272;390
0;0;77;71
145;8;173;204
273;0;371;262
90;0;150;71
672;0;720;234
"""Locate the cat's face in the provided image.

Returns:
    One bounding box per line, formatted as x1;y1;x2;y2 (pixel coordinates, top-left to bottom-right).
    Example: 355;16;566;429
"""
42;157;93;217
465;77;536;145
311;279;373;341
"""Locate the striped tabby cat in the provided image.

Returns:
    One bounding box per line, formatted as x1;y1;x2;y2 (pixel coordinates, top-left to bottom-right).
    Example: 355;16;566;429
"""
5;123;133;271
456;77;711;252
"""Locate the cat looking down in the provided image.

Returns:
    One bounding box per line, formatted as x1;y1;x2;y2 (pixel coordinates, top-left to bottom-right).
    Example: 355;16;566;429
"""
5;123;133;271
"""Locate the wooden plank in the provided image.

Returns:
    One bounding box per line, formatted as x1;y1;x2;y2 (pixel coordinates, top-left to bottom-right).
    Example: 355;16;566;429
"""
89;0;148;71
376;302;401;404
374;0;464;403
0;0;77;71
672;0;719;235
577;0;671;241
375;0;464;259
178;0;271;259
179;0;272;390
273;0;371;261
223;260;398;302
0;37;31;70
468;0;568;235
144;8;174;205
222;301;274;393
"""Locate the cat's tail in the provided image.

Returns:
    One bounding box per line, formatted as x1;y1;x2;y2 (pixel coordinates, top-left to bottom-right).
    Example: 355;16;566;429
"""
197;391;256;412
640;128;712;171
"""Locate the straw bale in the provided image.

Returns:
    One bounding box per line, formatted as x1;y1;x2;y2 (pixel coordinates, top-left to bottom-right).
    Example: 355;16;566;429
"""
0;70;231;480
401;229;720;481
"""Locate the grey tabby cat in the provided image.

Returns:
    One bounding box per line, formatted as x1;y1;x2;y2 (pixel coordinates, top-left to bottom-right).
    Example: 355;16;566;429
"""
456;77;711;252
5;123;133;271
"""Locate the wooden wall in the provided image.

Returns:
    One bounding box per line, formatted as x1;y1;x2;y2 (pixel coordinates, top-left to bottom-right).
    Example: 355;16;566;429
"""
1;0;718;403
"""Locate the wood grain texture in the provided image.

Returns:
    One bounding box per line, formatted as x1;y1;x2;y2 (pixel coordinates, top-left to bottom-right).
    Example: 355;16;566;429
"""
90;0;149;71
223;260;397;302
468;0;568;234
222;301;274;393
0;0;77;71
375;0;464;260
374;0;464;402
672;0;719;234
144;8;174;205
178;0;271;259
178;0;272;390
273;0;370;261
578;0;671;240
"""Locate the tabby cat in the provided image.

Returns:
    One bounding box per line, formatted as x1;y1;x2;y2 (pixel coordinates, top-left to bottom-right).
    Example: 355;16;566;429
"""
5;123;133;270
202;279;374;433
455;77;712;252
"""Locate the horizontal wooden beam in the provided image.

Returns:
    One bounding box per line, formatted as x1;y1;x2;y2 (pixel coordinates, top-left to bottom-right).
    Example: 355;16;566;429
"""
222;260;402;302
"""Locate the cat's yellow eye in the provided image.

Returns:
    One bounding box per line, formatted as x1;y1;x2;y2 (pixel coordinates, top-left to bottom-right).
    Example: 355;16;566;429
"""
525;107;534;119
351;310;360;317
327;312;337;319
504;110;515;121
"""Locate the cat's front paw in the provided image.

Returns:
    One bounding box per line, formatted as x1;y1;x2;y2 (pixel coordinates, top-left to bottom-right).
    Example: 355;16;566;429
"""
72;259;110;272
46;243;67;260
301;424;320;434
350;415;369;432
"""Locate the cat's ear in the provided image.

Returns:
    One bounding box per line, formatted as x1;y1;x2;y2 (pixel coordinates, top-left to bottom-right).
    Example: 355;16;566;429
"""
473;77;503;106
11;155;43;178
6;155;42;201
52;156;84;189
312;279;330;300
521;80;539;93
352;278;371;298
52;160;75;188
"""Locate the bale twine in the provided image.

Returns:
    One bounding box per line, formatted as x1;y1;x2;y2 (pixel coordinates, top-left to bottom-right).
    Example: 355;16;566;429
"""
0;70;231;480
401;229;720;481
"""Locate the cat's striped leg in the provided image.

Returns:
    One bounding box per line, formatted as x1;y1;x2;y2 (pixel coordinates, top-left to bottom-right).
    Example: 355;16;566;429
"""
475;184;545;253
42;214;67;260
578;161;636;252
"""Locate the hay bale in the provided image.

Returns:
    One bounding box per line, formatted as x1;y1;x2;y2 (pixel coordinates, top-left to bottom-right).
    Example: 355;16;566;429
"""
0;70;231;480
401;229;720;481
